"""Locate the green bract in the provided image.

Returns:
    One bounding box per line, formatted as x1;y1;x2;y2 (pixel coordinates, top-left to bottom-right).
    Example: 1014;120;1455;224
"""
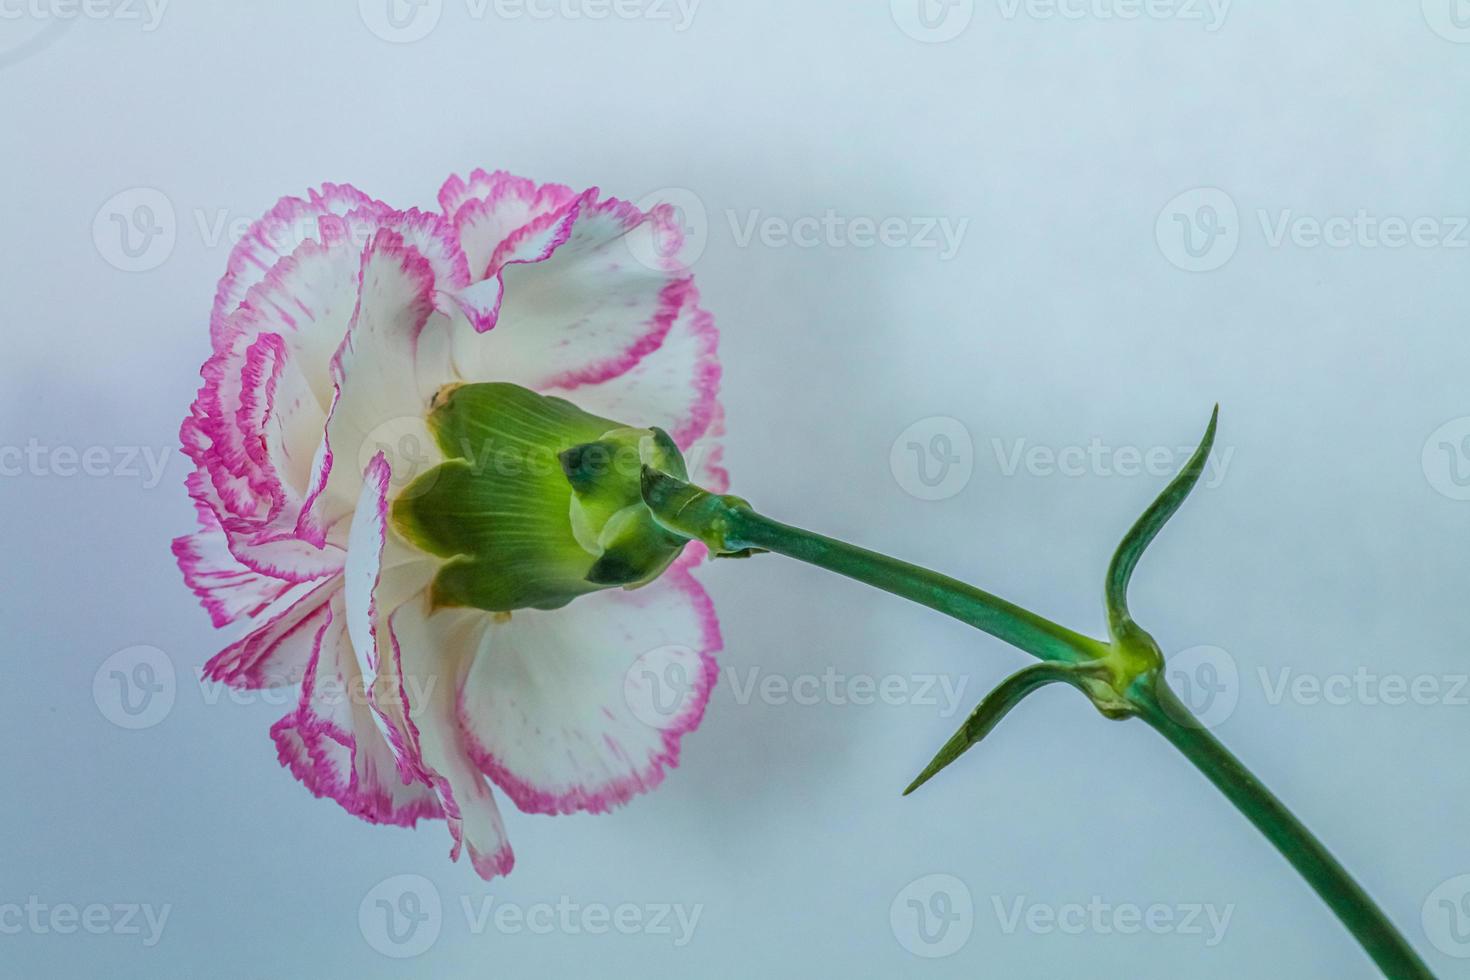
391;383;690;613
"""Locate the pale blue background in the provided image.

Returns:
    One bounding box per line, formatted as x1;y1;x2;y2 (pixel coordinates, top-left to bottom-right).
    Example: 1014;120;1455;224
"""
4;2;1470;977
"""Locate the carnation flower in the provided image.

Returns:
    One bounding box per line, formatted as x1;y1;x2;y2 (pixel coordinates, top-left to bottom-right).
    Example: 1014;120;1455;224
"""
174;172;725;879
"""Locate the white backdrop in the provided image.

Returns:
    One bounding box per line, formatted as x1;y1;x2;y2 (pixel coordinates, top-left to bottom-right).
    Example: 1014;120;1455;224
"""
4;2;1470;977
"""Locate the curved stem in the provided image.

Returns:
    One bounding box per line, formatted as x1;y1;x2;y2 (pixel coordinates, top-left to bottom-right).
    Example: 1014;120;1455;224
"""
643;480;1432;976
720;506;1106;666
1134;680;1433;979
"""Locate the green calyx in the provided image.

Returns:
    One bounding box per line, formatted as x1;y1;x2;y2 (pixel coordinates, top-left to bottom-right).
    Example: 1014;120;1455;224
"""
390;383;691;613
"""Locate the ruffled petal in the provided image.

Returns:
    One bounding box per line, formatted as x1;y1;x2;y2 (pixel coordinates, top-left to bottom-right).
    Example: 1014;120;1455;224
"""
347;454;513;878
201;576;340;689
212;183;388;348
448;195;694;392
456;569;720;816
388;600;516;879
299;230;455;546
271;592;442;826
171;509;293;629
438;169;577;279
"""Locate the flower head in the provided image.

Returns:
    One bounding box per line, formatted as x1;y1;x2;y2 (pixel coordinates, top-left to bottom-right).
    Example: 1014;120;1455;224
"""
174;172;725;878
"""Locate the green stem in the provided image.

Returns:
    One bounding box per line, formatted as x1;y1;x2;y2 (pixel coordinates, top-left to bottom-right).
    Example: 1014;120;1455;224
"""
1135;680;1433;979
720;505;1106;666
656;488;1432;978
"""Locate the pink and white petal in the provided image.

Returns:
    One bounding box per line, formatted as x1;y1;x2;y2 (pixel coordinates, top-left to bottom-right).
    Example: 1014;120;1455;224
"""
446;193;595;335
211;183;387;347
271;593;441;826
322;206;472;300
201;576;341;689
545;285;720;449
457;569;721;816
450;197;695;392
345;455;512;876
388;600;516;879
298;232;453;541
342;453;438;776
232;237;366;409
438;169;577;278
172;515;293;629
183;363;352;585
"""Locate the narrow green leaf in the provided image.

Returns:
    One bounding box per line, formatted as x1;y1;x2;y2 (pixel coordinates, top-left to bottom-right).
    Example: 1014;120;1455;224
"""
1104;406;1219;636
902;662;1083;796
